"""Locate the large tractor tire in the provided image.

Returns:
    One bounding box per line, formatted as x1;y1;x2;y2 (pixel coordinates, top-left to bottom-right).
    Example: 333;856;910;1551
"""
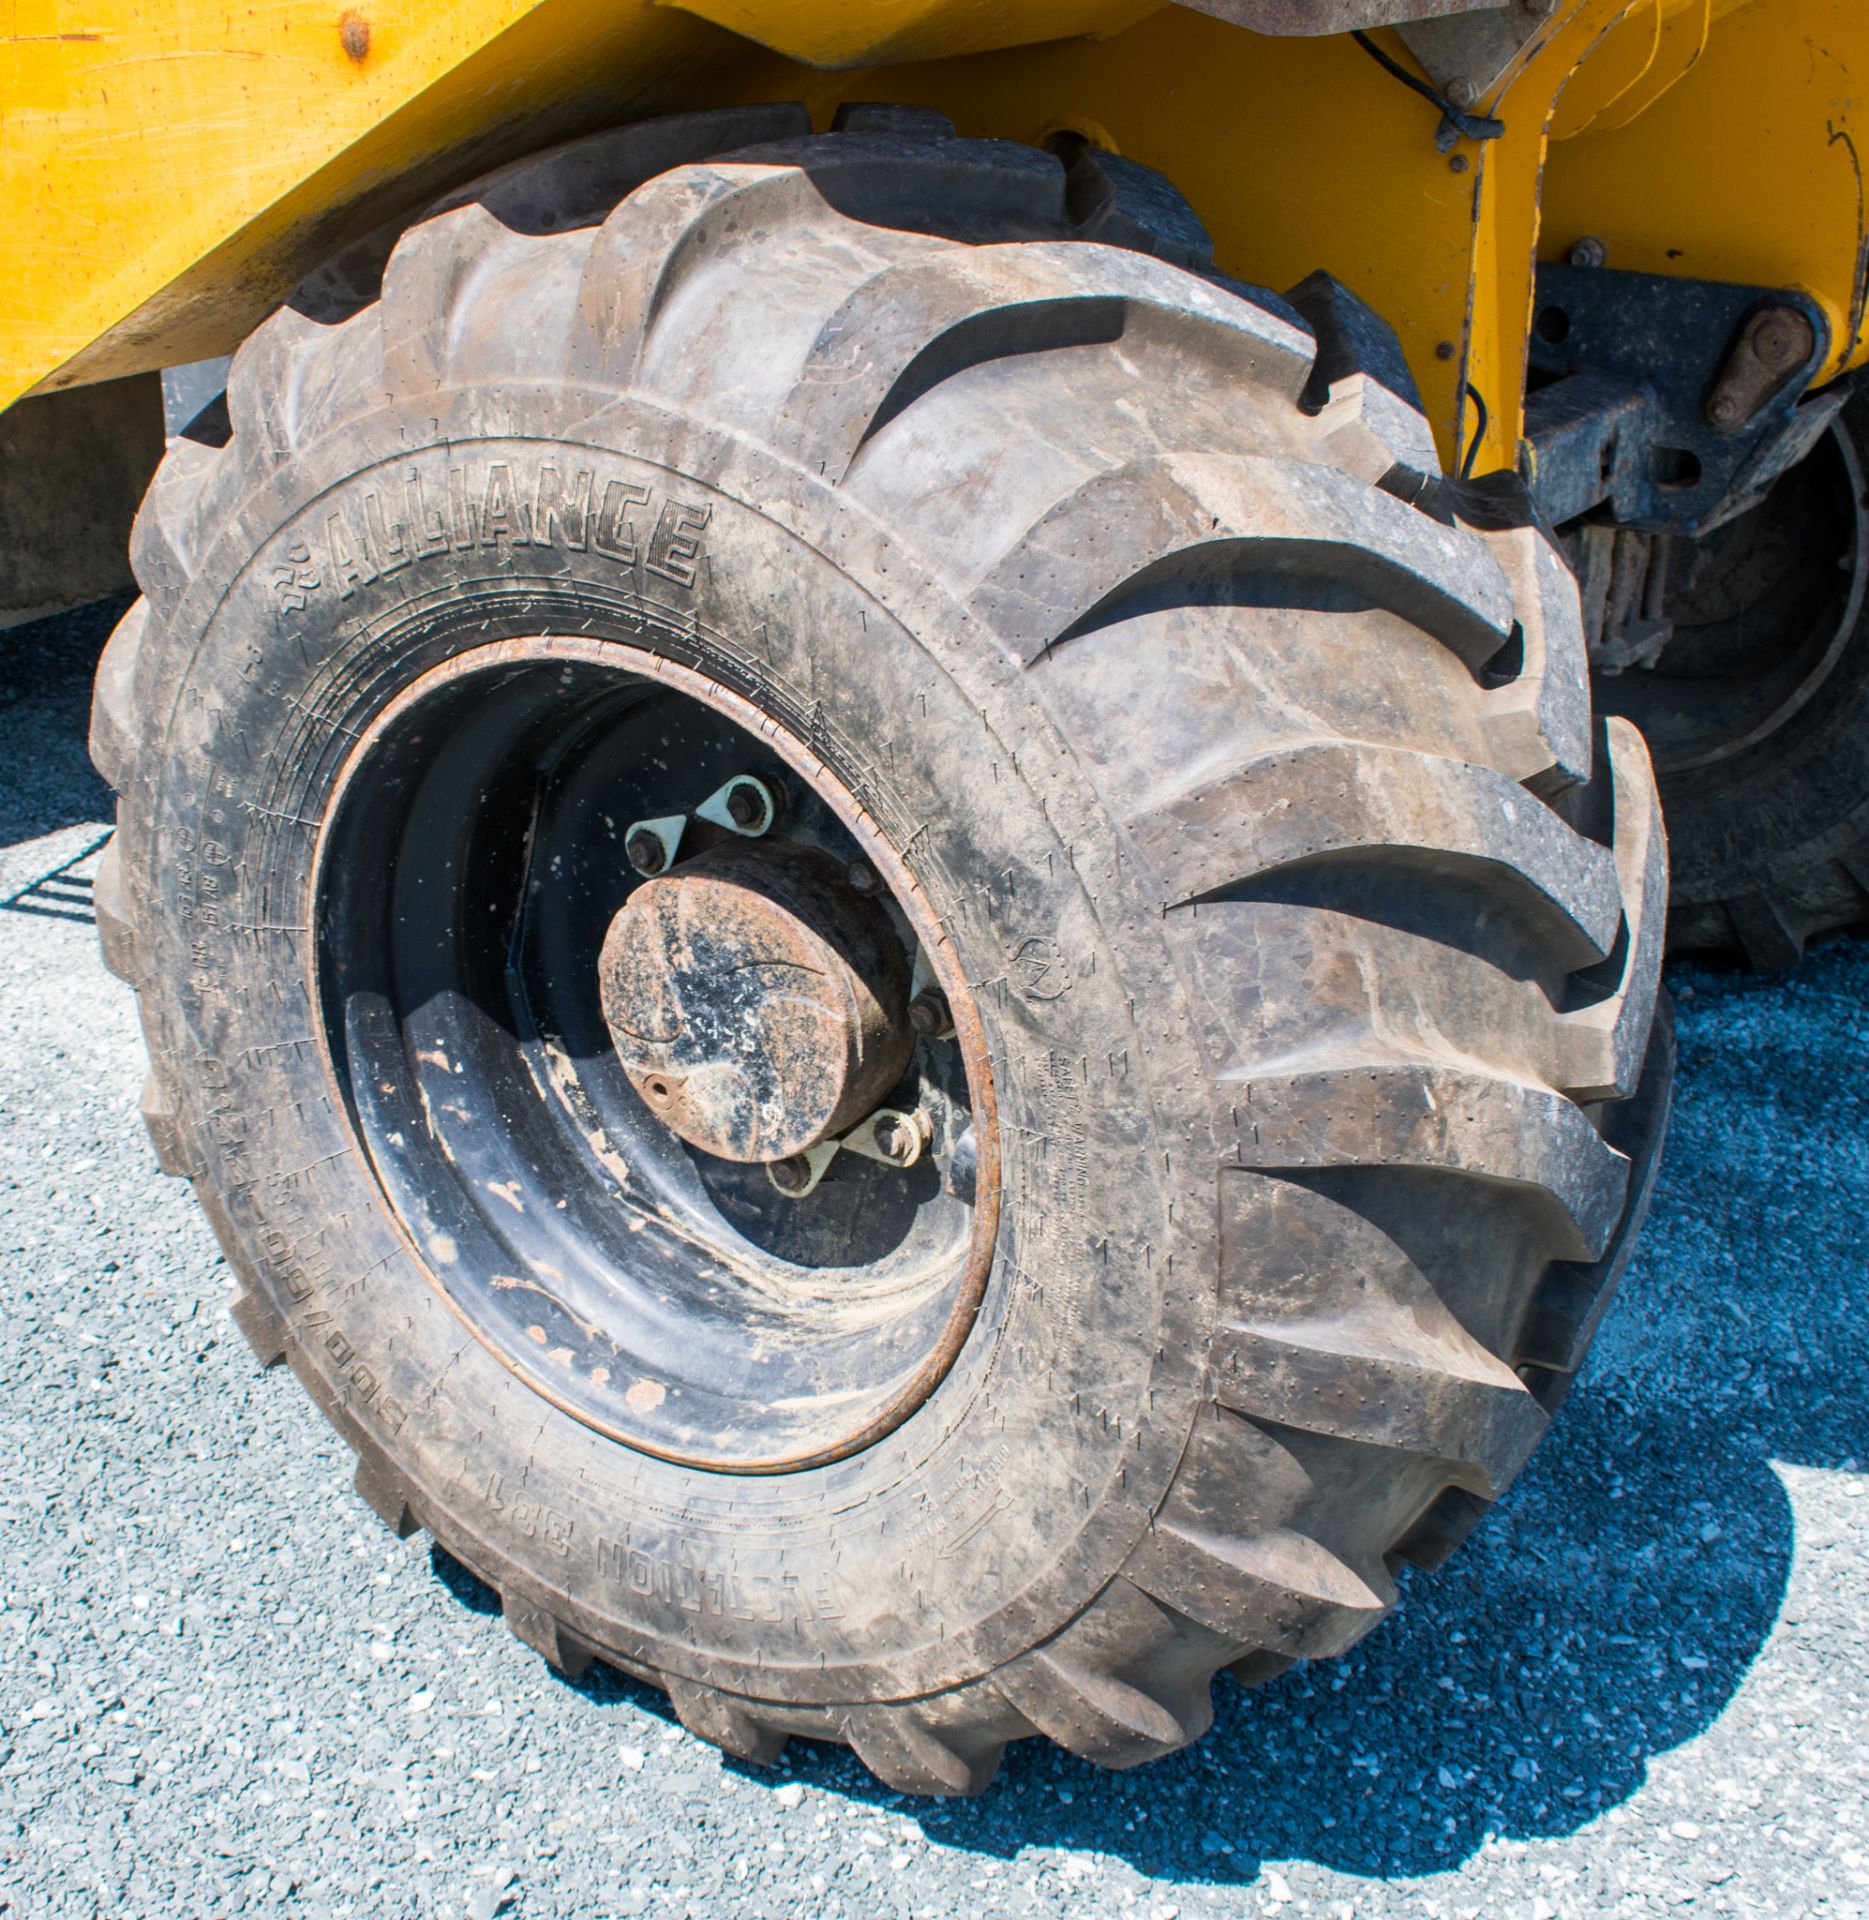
90;107;1670;1792
1594;393;1869;967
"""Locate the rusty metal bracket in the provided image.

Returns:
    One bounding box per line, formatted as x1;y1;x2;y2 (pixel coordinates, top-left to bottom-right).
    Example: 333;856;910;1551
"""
1704;306;1817;433
1524;263;1831;533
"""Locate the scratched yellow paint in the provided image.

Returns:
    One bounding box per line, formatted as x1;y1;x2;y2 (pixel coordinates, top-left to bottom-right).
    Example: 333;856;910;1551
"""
1544;0;1869;375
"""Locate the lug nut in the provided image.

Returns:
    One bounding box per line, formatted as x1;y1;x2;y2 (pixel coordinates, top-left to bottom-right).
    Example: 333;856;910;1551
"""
697;774;781;838
909;990;951;1038
849;1107;929;1169
847;860;879;895
627;829;669;876
624;813;685;878
768;1154;815;1196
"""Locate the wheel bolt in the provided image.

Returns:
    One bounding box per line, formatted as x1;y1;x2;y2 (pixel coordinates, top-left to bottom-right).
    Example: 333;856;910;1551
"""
909;990;950;1038
854;1107;929;1168
726;783;764;828
627;829;669;877
847;860;879;895
768;1154;815;1196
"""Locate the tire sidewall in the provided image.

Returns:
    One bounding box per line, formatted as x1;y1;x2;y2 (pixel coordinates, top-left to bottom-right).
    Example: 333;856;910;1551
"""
127;386;1216;1702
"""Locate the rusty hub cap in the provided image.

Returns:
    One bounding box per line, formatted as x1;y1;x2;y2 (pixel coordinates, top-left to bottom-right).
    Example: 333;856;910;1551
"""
598;843;914;1163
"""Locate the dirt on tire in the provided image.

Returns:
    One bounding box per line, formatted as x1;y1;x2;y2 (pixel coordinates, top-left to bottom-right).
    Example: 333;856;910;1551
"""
89;104;1671;1793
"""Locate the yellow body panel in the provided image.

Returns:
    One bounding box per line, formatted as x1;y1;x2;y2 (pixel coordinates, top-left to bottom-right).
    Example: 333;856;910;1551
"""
0;0;762;407
3;0;1867;480
1544;0;1869;352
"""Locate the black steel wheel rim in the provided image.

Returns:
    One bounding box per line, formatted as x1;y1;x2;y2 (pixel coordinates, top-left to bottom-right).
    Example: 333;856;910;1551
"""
311;638;997;1473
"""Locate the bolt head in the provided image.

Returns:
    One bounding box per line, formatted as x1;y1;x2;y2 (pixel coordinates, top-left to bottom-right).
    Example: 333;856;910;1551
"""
1708;393;1743;426
871;1118;909;1162
1446;76;1480;109
768;1154;814;1195
627;829;668;876
846;860;879;895
909;990;950;1038
725;782;764;828
1568;235;1608;270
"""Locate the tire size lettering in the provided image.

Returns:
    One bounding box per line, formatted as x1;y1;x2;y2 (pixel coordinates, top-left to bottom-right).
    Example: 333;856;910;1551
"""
298;1308;409;1433
258;1219;333;1304
595;1537;842;1625
483;1473;573;1559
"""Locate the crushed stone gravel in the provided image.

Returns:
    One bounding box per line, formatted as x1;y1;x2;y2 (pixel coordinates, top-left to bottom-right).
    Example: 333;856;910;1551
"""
2;601;1866;1919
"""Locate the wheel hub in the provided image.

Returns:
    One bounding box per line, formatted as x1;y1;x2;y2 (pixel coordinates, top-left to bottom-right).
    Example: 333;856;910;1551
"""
597;841;915;1164
314;637;994;1472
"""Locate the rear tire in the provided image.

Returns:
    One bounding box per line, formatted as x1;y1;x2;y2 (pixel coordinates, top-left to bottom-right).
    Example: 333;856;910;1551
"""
1594;394;1869;967
91;108;1670;1792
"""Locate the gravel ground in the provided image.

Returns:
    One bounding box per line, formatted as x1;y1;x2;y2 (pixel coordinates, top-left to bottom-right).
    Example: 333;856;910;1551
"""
2;601;1866;1920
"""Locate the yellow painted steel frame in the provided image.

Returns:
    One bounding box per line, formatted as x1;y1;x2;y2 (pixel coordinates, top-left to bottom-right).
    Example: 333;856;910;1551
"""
3;0;1867;480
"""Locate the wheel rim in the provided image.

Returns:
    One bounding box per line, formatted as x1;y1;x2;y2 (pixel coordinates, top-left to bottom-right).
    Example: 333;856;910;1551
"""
1595;419;1869;773
310;638;998;1473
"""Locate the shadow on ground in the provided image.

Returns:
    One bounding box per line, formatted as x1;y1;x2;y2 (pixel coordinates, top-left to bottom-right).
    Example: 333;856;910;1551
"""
0;596;128;853
15;593;1864;1887
516;938;1869;1885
